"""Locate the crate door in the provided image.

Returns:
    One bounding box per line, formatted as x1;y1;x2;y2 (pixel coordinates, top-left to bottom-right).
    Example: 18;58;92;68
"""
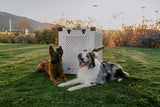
64;35;88;74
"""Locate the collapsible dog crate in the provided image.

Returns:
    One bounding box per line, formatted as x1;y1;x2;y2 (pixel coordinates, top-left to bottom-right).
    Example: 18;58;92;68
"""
58;27;103;74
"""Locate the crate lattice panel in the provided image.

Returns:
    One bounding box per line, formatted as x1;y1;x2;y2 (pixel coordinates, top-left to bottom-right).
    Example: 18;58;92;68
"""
59;27;103;74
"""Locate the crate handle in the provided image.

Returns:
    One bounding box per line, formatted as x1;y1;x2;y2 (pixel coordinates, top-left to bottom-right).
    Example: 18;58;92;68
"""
92;45;104;52
67;29;71;34
81;29;86;34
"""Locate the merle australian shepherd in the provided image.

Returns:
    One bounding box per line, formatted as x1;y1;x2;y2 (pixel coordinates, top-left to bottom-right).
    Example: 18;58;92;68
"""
58;51;129;91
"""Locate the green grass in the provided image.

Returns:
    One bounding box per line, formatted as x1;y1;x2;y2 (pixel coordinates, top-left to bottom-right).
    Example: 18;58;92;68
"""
0;43;160;107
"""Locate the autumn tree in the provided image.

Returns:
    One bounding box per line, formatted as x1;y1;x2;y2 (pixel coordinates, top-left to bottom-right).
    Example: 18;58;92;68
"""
54;16;102;29
43;30;55;44
35;30;56;44
35;31;43;44
19;20;33;34
51;24;63;45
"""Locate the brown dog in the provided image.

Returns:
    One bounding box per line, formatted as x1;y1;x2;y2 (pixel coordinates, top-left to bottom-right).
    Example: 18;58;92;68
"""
37;46;67;84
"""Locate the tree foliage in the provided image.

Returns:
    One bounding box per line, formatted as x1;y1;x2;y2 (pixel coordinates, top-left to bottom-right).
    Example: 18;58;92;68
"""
19;20;33;34
25;35;37;44
17;35;26;44
0;36;10;43
54;16;103;29
35;29;56;44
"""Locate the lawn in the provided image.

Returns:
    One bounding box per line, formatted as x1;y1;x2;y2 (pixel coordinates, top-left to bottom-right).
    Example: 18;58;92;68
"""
0;43;160;106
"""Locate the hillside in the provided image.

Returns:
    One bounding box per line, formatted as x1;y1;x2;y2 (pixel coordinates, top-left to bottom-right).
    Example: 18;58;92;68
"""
0;11;51;31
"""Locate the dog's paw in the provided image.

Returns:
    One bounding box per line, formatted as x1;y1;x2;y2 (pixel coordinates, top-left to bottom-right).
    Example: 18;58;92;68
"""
56;82;60;85
55;82;59;85
58;83;65;87
68;88;74;92
117;78;123;82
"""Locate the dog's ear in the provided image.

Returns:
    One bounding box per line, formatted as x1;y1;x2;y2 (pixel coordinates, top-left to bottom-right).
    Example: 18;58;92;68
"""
78;53;82;66
88;52;95;68
49;46;54;55
77;53;82;60
56;46;63;56
91;52;95;68
59;46;63;56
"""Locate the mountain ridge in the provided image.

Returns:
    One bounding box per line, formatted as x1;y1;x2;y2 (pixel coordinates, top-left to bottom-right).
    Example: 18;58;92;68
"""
0;11;51;31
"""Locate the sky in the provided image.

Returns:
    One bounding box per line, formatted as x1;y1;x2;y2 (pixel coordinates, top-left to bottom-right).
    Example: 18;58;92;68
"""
0;0;160;29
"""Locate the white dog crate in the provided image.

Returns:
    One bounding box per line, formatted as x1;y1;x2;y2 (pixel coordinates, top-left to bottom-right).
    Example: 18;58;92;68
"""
58;27;103;74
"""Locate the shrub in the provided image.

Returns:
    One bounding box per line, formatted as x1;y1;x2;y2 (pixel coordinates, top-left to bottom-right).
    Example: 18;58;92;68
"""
35;31;43;44
8;35;17;43
103;26;160;48
42;30;55;44
0;35;2;42
25;35;37;44
0;36;11;43
35;30;56;44
17;36;26;44
134;29;160;48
